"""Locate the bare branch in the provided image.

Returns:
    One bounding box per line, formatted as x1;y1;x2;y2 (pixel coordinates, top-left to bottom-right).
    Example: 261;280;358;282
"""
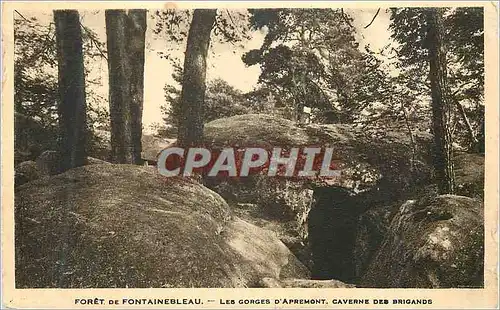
79;22;108;60
14;10;30;22
24;22;55;65
225;9;243;37
340;9;354;28
450;93;478;144
364;8;381;29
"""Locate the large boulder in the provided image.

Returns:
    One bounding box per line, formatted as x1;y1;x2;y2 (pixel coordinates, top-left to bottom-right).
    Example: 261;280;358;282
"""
15;164;309;288
360;195;483;288
15;151;112;187
229;201;314;271
353;152;484;283
204;114;433;190
202;114;432;271
353;203;396;281
204;114;312;148
204;114;380;192
453;152;484;199
15;161;42;186
15;151;61;187
90;130;177;164
141;135;176;163
35;150;61;176
14;112;57;165
203;113;433;205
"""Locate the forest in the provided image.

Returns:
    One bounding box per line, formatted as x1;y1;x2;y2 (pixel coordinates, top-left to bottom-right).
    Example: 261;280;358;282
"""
14;7;485;289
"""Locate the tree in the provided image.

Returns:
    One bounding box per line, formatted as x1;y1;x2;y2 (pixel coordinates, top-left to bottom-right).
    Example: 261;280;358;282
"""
53;10;87;172
388;7;484;190
152;9;252;139
177;9;217;147
446;8;484;152
389;7;484;152
14;11;110;163
106;10;133;163
243;9;390;123
105;9;147;164
127;10;147;164
153;9;250;61
426;8;455;194
161;73;251;138
14;15;58;130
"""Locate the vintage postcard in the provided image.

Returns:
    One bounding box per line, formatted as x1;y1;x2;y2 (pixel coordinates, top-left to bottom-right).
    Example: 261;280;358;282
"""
1;1;498;309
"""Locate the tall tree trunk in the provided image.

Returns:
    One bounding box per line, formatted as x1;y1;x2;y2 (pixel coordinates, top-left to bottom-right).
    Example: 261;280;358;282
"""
106;10;146;164
106;10;133;163
54;10;87;172
127;10;147;164
177;9;217;147
426;8;455;194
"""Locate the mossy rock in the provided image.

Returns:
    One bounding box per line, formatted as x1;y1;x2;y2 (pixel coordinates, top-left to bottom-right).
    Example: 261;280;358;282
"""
15;164;309;288
360;195;483;288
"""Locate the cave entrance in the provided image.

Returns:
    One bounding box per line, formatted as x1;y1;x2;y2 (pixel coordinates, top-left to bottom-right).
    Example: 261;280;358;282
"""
308;186;360;283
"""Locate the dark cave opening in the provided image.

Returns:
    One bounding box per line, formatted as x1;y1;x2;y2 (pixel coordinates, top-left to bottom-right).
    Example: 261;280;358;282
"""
308;186;362;284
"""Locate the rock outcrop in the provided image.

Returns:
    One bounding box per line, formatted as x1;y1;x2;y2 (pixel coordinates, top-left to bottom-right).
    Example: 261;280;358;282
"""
453;152;484;199
202;114;433;275
14;112;57;165
35;150;61;176
204;114;433;193
15;164;309;288
14;161;42;187
202;114;433;216
15;151;112;186
360;195;484;288
141;135;176;163
353;203;395;280
353;151;484;283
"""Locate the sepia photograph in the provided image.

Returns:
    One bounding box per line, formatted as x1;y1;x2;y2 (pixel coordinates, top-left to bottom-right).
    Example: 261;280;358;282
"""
1;1;498;309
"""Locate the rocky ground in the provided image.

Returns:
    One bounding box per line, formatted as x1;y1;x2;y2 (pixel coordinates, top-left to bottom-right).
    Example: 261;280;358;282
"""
15;164;311;288
14;113;484;288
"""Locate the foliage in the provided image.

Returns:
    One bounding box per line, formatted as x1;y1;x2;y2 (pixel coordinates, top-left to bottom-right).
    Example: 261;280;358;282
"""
388;7;484;151
153;9;253;143
152;9;251;64
14;16;58;129
14;13;110;158
159;61;253;138
242;8;391;123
